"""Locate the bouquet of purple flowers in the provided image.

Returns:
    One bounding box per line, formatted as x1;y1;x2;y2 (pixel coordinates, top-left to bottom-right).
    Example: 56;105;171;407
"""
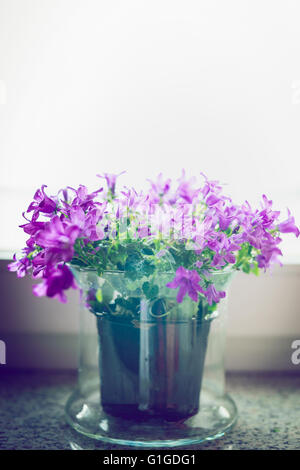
8;171;299;314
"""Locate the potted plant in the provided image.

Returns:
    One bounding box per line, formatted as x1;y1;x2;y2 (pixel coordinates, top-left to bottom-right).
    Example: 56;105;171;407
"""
8;171;299;444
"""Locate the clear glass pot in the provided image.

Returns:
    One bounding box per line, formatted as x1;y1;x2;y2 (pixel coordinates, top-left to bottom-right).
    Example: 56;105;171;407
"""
65;268;237;447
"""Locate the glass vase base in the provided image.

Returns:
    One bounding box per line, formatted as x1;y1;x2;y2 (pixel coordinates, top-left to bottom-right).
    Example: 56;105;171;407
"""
65;386;237;448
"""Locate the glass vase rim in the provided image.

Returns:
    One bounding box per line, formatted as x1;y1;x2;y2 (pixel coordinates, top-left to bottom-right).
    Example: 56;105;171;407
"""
69;263;235;277
94;309;219;325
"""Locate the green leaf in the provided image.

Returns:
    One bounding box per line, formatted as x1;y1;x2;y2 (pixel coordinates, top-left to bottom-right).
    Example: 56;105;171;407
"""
143;260;155;276
95;288;103;303
142;247;154;255
242;263;251;274
251;261;260;276
142;281;159;299
125;253;142;271
142;281;150;296
101;281;115;303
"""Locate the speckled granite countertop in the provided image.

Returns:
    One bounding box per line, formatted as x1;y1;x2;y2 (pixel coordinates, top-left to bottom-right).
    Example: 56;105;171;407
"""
0;371;299;450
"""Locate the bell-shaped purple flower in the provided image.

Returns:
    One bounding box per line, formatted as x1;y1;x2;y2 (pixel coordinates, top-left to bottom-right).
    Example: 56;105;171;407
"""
35;215;81;263
27;185;56;215
166;266;205;303
277;209;300;237
97;171;125;195
33;264;76;303
8;253;31;278
204;284;226;305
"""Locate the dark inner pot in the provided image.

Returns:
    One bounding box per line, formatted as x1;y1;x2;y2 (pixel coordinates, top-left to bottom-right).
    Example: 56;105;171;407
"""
97;313;211;421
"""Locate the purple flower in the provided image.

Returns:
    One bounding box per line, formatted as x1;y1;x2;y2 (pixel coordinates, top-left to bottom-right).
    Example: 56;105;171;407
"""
97;171;125;195
31;251;47;278
211;253;227;268
33;264;76;303
8;171;299;306
35;215;80;263
69;185;103;211
277;209;300;237
19;212;45;236
177;171;200;203
204;284;226;305
148;173;172;203
206;193;222;207
200;173;223;198
217;206;237;231
194;260;203;269
256;236;283;270
8;253;31;278
166;266;205;303
27;185;56;216
224;252;236;264
192;216;214;251
138;226;151;238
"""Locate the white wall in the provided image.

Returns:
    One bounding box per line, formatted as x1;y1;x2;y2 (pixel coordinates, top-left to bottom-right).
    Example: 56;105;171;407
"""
0;0;299;257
